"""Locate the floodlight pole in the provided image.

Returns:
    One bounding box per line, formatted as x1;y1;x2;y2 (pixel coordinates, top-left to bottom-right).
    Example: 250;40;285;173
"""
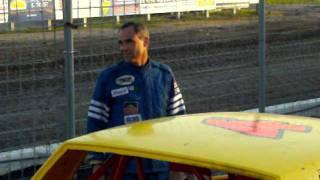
258;0;266;112
63;0;75;138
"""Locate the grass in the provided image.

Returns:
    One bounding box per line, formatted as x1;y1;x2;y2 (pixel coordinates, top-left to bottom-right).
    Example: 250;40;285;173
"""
0;11;255;34
65;10;258;30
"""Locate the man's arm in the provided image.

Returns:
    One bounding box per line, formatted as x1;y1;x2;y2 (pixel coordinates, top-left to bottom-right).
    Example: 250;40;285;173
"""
87;73;111;165
167;78;187;116
87;74;110;133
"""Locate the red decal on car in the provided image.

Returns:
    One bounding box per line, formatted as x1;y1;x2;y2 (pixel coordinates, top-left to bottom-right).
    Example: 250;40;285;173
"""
203;118;311;139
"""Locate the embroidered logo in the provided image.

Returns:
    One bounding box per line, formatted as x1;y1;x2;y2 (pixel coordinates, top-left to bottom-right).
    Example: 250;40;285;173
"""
116;75;135;86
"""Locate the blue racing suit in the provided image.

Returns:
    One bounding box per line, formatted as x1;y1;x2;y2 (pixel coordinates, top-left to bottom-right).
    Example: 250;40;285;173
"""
87;60;186;179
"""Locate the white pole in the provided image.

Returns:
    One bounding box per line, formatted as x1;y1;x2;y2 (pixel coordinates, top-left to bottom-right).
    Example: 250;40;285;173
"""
83;17;87;28
48;19;52;31
116;16;120;24
206;10;210;18
10;22;14;31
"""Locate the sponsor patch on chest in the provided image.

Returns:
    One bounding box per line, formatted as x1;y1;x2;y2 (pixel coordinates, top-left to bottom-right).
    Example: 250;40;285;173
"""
111;87;129;97
124;114;142;124
123;101;139;115
116;75;135;86
123;101;141;124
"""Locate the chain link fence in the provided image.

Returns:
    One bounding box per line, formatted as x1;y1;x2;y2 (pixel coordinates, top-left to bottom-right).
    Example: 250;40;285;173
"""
263;4;320;117
0;0;319;179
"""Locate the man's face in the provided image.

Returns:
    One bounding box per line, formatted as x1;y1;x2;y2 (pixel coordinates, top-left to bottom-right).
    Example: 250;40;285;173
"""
118;26;148;64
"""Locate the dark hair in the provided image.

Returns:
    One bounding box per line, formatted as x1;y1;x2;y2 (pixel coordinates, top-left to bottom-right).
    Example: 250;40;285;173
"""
119;22;149;39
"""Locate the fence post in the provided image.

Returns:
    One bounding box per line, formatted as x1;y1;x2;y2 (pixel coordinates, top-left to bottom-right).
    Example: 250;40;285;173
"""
258;0;266;112
63;0;76;138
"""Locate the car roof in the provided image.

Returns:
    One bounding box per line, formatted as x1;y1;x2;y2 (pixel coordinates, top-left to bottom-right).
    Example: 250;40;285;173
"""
33;112;320;180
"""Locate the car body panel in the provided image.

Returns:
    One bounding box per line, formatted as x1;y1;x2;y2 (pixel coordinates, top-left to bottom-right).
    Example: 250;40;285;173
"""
32;112;320;180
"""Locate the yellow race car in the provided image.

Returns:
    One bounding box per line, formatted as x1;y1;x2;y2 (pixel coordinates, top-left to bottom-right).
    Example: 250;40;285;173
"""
32;112;320;180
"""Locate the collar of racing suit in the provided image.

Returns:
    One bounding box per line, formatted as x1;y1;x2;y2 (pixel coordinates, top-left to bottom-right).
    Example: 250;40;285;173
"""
124;59;151;73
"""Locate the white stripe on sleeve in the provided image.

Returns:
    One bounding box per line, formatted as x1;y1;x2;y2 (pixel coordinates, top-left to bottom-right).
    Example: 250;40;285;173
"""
90;100;110;112
168;99;185;110
170;93;182;103
174;81;178;88
169;105;186;115
89;106;109;117
174;87;180;95
88;112;108;123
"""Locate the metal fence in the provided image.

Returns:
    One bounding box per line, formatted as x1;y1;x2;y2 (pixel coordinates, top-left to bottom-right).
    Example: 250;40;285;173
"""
0;0;320;179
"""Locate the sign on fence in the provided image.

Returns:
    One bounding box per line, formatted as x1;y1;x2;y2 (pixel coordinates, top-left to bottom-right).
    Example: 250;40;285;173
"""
8;0;55;21
0;0;257;23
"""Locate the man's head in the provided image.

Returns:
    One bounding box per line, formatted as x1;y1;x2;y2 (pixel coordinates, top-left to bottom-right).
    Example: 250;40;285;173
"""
118;22;149;66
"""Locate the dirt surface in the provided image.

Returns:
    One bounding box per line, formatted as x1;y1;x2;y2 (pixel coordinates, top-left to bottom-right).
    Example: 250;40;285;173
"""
0;5;320;153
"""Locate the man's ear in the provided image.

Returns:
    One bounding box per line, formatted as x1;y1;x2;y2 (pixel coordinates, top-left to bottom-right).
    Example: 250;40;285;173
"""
143;37;149;47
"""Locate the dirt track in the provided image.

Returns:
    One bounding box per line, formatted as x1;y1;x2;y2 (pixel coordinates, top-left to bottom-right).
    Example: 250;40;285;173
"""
0;5;320;151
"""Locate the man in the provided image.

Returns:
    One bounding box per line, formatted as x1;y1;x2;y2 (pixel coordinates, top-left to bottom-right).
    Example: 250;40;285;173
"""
87;22;186;179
